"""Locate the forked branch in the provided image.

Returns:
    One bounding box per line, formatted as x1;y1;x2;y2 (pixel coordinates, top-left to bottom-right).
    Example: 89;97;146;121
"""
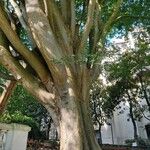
9;0;36;48
0;45;60;126
101;0;123;39
46;0;73;55
0;6;50;84
0;45;56;107
79;0;96;53
25;0;68;83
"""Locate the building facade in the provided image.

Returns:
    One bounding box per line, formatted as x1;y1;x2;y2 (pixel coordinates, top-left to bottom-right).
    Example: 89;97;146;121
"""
100;100;150;145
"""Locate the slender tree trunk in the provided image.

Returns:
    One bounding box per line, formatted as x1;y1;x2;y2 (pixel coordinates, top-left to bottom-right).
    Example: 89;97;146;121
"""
139;75;150;112
130;103;138;141
92;98;102;144
127;92;138;142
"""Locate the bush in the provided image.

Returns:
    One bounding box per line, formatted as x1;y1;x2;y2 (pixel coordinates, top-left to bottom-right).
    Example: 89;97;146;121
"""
125;137;150;147
125;139;135;146
137;138;150;146
0;111;37;125
0;111;41;139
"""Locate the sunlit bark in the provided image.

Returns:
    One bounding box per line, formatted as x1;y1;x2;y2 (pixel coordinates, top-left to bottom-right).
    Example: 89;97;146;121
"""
0;0;124;149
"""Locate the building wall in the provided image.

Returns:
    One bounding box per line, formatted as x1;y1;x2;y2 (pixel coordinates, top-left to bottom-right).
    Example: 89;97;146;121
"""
0;123;31;150
101;124;113;144
101;100;150;145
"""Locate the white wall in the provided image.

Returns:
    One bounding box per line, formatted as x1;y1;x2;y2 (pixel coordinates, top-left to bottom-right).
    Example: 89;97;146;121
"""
0;123;31;150
101;100;150;145
101;123;113;144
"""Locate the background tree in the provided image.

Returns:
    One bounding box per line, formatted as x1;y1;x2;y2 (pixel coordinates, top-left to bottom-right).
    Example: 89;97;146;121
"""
0;0;149;149
90;80;107;144
90;79;119;144
104;32;150;143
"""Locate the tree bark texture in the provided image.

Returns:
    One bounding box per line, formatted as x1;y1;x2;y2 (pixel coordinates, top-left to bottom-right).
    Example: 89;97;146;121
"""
58;92;101;150
0;0;124;149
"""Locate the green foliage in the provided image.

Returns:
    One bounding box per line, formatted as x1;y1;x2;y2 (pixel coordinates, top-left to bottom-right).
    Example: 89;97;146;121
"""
0;0;150;143
0;111;38;127
103;30;150;123
125;138;136;146
0;111;42;139
106;31;149;84
90;79;116;126
6;85;47;119
0;65;9;93
19;28;32;49
96;0;150;42
0;84;49;139
125;138;150;146
74;0;150;51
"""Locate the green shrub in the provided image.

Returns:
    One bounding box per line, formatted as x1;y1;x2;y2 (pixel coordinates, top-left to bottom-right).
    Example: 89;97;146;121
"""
125;139;135;146
0;111;41;139
125;138;150;146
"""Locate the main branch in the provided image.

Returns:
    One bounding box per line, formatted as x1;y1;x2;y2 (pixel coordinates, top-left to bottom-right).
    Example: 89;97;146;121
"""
101;0;123;39
0;45;60;126
79;0;96;53
9;0;36;48
0;6;50;84
25;0;67;84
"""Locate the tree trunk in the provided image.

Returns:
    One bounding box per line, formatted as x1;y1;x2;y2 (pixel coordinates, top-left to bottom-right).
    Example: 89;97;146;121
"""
51;93;102;150
127;92;138;142
98;124;102;144
130;104;138;141
139;75;150;112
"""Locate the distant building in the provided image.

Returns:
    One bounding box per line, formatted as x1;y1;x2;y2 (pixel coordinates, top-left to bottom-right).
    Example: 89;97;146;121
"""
97;100;150;145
